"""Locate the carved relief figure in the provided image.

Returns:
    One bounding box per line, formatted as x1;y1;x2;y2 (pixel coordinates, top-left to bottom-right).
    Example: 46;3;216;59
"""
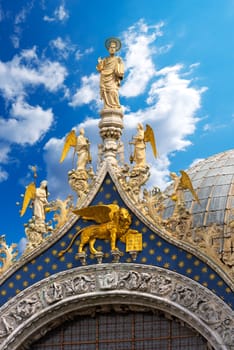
0;236;18;274
222;218;234;266
96;37;124;109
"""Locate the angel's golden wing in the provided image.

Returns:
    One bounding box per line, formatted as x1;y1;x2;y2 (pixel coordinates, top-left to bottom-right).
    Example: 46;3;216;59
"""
144;124;158;158
20;182;36;216
179;170;200;203
60;130;77;163
73;204;120;223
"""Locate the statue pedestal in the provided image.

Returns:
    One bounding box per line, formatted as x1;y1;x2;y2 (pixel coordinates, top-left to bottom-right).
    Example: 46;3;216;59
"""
99;108;124;166
76;252;87;266
111;250;123;263
94;251;104;264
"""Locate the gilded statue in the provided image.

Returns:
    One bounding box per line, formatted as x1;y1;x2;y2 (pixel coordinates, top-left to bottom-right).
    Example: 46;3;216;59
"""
170;170;200;216
58;204;139;256
60;128;91;170
96;37;124;109
20;180;49;226
130;123;157;168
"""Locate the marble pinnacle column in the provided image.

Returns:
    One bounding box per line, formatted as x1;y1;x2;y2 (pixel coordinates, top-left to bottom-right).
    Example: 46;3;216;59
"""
99;108;124;166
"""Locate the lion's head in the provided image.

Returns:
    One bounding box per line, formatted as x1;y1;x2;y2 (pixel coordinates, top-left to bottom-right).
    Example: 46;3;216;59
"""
118;208;132;229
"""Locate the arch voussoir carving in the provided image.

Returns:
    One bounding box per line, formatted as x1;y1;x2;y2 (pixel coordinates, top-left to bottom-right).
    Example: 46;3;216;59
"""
0;264;233;350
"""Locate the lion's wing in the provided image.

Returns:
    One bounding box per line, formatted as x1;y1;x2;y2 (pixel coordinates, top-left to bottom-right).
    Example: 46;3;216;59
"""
73;204;119;223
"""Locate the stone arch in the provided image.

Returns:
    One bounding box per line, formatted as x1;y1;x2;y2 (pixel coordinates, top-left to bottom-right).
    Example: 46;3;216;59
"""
0;264;233;350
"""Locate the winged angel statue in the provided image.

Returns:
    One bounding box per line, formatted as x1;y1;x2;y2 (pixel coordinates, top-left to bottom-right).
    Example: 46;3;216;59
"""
58;204;139;256
170;170;200;215
60;128;91;170
20;180;49;224
130;123;157;168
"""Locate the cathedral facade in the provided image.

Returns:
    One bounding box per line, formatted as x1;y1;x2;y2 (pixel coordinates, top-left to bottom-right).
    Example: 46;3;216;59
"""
0;38;233;350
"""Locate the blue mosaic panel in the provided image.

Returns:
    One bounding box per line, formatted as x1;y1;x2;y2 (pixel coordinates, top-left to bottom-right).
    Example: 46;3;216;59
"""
0;174;233;309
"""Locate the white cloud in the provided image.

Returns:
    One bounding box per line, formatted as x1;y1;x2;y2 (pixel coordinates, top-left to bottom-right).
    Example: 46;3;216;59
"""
50;37;94;62
43;2;69;22
0;166;8;182
50;36;76;59
10;35;20;49
75;50;83;61
11;2;34;48
74;47;94;61
0;48;66;146
70;73;100;107
55;3;69;21
0;47;67;181
84;47;94;55
43;15;54;23
189;62;200;70
0;99;54;145
50;37;67;51
155;44;173;55
0;144;11;163
78;117;99;130
21;46;38;60
40;61;67;91
121;19;163;97
146;65;205;154
202;121;227;133
146;154;171;190
14;2;34;25
18;237;27;254
0;145;11;182
0;47;67;100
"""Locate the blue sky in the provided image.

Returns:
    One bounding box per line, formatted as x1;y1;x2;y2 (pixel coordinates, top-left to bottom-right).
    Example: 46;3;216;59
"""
0;0;233;252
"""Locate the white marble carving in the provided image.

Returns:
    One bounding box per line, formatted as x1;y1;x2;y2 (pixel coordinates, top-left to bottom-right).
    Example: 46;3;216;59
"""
0;264;233;350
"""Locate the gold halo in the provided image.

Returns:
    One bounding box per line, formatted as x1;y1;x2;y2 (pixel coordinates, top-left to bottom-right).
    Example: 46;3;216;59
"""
105;37;121;51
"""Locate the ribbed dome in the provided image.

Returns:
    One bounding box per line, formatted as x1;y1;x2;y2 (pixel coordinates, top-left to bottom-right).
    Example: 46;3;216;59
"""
163;149;234;232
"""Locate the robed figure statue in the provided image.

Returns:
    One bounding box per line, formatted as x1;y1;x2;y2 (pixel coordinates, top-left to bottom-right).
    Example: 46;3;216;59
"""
96;37;124;109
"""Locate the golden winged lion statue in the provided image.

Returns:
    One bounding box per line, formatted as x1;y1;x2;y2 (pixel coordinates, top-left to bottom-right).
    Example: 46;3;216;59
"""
58;204;139;256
